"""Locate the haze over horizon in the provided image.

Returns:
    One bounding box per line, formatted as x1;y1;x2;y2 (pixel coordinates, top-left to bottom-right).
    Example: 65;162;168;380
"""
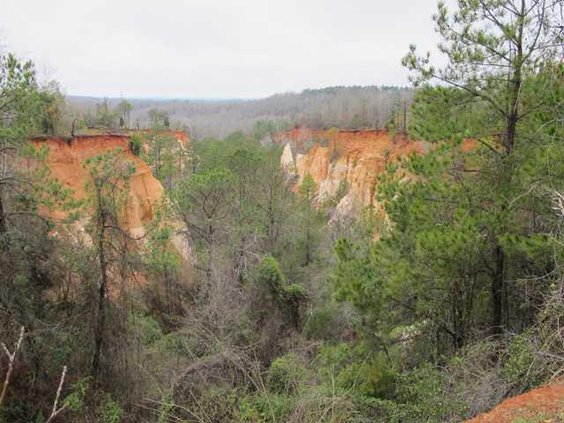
1;0;442;99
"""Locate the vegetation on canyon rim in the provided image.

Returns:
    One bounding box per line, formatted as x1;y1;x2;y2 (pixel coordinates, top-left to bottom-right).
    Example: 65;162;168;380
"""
0;0;563;421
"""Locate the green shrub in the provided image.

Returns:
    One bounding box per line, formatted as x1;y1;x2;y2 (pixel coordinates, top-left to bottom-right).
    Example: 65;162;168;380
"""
156;394;174;423
392;364;463;422
315;343;354;382
129;134;143;156
254;255;308;328
134;314;163;346
354;355;397;398
256;254;285;295
192;386;239;421
317;343;397;399
502;332;537;387
283;283;307;300
99;397;124;423
267;353;307;395
64;377;90;412
151;331;193;356
303;305;343;340
239;393;295;422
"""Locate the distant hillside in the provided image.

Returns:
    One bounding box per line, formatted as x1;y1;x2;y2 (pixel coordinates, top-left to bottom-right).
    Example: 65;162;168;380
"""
67;86;413;139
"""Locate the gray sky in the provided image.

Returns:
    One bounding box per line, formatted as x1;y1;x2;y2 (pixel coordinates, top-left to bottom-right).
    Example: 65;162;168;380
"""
1;0;441;99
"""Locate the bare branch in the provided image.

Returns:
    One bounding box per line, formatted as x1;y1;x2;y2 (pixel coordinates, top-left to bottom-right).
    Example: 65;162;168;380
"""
45;365;68;423
0;326;25;409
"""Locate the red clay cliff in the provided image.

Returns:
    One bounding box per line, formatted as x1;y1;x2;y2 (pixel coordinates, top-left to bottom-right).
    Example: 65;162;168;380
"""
276;128;426;217
32;134;164;236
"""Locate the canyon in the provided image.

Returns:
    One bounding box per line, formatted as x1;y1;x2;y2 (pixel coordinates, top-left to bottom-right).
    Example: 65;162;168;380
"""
31;130;561;422
35;128;426;236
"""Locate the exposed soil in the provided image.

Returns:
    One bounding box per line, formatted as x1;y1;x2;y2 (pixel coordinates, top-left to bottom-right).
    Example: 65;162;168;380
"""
32;134;165;234
276;128;425;213
466;381;564;422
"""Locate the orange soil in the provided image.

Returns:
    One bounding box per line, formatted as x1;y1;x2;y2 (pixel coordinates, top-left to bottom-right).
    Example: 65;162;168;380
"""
276;128;425;211
276;128;481;215
275;127;419;156
466;381;564;422
32;134;164;235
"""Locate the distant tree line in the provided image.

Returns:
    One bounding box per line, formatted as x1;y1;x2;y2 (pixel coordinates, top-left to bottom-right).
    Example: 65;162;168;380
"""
67;86;413;139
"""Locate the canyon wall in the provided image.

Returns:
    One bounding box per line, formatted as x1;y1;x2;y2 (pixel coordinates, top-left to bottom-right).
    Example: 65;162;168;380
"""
276;128;426;218
33;132;194;289
34;130;189;234
33;134;165;237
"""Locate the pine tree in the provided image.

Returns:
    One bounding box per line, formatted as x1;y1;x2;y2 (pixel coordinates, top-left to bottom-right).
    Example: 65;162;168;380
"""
402;0;562;336
84;151;136;381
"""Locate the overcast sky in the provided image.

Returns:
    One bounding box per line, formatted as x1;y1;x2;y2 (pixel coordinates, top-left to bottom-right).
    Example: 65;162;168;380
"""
0;0;442;99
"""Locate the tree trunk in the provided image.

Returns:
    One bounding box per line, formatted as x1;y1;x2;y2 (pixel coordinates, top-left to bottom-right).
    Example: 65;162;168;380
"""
505;6;523;157
491;244;505;336
0;140;8;247
91;238;108;381
403;101;407;133
267;193;275;252
92;189;108;381
505;112;518;156
0;192;7;248
205;221;213;282
304;219;311;266
235;236;246;284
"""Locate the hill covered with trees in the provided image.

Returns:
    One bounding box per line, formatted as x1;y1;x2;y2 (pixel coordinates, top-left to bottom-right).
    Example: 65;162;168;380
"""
67;85;413;139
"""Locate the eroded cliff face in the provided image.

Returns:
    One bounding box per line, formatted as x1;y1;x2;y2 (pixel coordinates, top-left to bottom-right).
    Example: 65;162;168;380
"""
276;128;426;218
31;133;194;294
34;134;164;236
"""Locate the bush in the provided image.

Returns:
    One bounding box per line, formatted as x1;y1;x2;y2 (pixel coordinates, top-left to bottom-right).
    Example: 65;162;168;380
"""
99;397;124;423
267;353;308;395
315;343;354;382
355;355;397;398
315;342;397;399
303;305;344;340
129;134;143;156
502;332;537;388
238;392;295;422
254;255;308;329
255;255;285;296
392;364;461;422
134;314;163;346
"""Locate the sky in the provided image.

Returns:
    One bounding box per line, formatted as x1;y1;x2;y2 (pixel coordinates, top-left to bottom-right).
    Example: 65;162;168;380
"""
0;0;442;99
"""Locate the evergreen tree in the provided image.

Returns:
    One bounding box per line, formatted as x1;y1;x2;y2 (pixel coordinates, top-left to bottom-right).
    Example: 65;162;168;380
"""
402;0;562;336
84;151;136;381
